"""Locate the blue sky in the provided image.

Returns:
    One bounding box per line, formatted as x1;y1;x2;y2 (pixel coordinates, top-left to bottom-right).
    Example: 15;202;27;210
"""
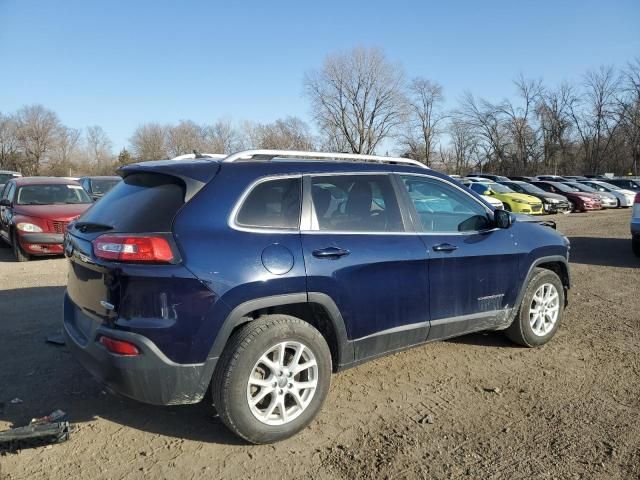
1;0;638;150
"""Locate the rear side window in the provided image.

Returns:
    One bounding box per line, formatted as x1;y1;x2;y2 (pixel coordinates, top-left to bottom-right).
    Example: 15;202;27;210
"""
78;173;185;232
236;177;301;229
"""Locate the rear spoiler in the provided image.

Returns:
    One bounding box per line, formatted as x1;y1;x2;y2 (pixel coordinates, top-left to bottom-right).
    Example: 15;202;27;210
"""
119;159;220;201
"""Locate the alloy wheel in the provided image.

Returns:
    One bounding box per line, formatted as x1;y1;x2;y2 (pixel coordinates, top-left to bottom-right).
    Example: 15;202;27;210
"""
529;283;560;336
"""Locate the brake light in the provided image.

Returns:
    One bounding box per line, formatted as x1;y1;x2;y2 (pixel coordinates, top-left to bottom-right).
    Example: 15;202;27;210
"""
98;336;140;356
93;234;174;263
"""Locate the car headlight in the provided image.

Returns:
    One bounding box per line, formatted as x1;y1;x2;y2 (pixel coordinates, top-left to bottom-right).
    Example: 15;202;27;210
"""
546;198;559;204
16;222;43;232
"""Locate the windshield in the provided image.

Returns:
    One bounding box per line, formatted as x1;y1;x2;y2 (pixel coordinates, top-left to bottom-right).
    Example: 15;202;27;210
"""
551;182;579;193
513;182;546;195
91;178;121;194
568;182;597;193
16;184;92;205
486;183;514;193
0;173;18;184
593;181;620;191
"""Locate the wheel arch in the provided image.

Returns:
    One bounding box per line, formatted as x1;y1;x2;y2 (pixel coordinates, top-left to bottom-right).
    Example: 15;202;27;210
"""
517;256;570;309
209;293;353;372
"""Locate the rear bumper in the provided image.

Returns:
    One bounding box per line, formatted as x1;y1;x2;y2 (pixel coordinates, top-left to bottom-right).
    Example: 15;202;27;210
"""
63;293;218;405
631;218;640;236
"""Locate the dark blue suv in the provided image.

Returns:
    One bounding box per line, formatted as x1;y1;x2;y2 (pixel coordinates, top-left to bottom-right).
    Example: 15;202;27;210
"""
63;150;570;443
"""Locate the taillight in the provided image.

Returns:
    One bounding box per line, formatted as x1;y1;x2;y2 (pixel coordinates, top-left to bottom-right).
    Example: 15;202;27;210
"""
93;234;175;263
98;336;140;356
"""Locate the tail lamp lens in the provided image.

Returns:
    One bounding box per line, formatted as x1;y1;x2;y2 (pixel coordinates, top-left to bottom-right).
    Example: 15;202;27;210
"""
93;235;174;263
98;336;140;356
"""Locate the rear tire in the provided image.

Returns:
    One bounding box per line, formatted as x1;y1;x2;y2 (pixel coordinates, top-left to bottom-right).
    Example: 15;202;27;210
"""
506;268;564;347
212;315;332;444
12;231;30;262
633;238;640;257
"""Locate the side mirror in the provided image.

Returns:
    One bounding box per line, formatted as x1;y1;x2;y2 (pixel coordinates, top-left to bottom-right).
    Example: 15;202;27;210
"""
0;198;11;207
494;209;512;229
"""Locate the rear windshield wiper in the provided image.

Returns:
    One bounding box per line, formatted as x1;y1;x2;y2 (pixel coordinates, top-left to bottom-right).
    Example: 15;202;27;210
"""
74;221;113;233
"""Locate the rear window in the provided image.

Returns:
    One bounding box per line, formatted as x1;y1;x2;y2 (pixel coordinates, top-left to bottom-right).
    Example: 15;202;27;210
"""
78;173;185;232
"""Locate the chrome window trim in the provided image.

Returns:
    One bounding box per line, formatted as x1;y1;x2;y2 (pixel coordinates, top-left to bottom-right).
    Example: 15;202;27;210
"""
228;174;303;234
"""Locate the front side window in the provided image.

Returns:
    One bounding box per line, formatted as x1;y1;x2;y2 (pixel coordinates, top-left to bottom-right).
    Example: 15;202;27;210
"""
310;174;404;232
236;177;301;229
401;176;491;233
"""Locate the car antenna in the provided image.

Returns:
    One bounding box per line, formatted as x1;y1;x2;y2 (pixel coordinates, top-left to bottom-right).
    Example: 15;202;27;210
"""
193;150;205;158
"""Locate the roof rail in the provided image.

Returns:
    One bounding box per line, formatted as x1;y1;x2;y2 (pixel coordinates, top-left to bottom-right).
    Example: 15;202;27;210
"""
171;153;227;160
221;149;429;169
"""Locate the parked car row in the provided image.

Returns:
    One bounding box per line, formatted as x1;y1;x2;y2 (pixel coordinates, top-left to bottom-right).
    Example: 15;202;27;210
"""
461;174;640;213
0;175;121;261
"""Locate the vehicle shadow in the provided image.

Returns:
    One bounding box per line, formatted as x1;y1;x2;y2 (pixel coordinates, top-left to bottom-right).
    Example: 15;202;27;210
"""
568;236;639;268
0;244;62;263
446;330;518;348
0;285;245;446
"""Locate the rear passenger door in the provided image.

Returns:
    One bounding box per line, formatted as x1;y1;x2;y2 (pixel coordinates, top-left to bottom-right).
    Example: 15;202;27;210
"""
300;173;430;362
398;174;522;339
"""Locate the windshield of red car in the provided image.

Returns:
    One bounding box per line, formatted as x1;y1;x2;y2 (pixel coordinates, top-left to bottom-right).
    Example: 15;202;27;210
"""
16;184;92;205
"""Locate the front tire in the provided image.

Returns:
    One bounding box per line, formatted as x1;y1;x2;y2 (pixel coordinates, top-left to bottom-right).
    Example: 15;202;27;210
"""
633;238;640;257
12;231;30;262
212;315;332;444
506;268;564;347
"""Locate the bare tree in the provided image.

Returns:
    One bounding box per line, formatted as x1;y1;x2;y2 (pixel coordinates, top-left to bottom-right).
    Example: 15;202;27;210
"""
456;92;508;172
497;75;544;172
569;66;623;173
0;113;21;171
15;105;61;175
129;123;168;160
447;118;480;175
165;120;205;157
400;78;446;166
203;119;240;154
304;47;405;154
49;126;81;175
537;83;575;173
240;117;314;150
86;125;113;172
618;58;640;175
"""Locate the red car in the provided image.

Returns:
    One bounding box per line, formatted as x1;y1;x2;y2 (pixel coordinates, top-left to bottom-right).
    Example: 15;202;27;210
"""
531;181;602;212
0;177;93;261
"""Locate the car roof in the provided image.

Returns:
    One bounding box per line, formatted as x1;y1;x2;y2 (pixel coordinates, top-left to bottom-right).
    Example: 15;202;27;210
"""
0;170;21;175
11;176;81;186
80;175;121;180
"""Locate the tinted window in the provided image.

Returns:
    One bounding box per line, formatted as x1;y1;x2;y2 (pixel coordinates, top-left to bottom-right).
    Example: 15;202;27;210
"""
78;173;185;232
91;178;121;194
310;174;403;232
4;183;16;201
236;177;301;229
17;184;92;205
402;176;491;233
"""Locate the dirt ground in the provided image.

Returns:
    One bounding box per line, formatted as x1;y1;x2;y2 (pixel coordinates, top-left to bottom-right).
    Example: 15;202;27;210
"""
0;208;638;479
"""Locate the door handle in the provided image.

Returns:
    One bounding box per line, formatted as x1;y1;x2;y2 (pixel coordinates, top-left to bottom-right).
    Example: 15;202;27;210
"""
312;247;350;259
432;243;458;252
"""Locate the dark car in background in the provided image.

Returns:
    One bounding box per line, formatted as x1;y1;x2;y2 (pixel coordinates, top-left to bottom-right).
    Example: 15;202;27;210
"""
607;178;640;191
63;150;570;444
0;177;93;261
498;180;572;214
0;170;22;191
536;175;569;182
562;182;618;208
79;175;122;201
531;181;602;212
469;173;510;182
507;176;537;182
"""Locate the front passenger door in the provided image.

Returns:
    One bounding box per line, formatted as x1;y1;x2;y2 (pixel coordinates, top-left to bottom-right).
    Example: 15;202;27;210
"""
398;175;523;340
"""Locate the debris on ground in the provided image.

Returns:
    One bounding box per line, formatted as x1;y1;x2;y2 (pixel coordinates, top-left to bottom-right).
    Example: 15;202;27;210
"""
0;422;70;453
30;410;66;426
419;414;435;425
482;387;501;394
45;332;65;346
9;398;23;404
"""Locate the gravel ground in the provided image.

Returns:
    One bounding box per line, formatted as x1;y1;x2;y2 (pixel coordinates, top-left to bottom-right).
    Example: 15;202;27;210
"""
0;208;638;479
